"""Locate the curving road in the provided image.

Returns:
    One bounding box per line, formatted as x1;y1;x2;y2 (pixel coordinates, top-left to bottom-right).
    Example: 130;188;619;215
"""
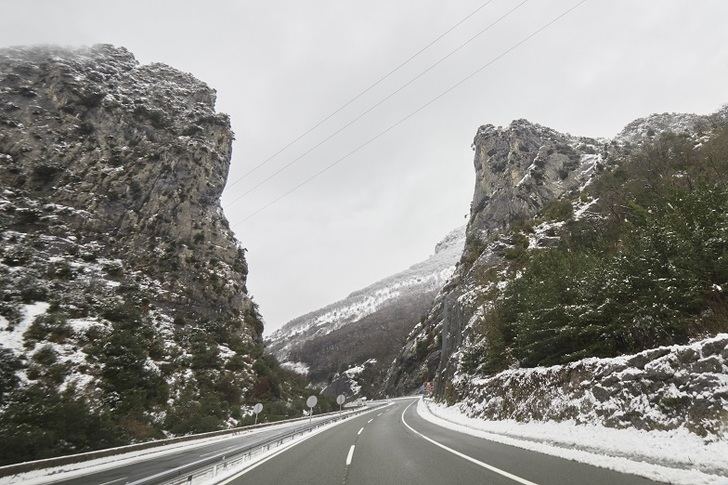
224;398;661;485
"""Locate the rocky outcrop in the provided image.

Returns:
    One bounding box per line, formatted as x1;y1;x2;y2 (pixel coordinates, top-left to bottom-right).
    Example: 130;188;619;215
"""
455;335;728;437
384;105;728;398
0;45;258;329
466;120;601;237
320;358;378;399
0;45;263;459
268;226;465;397
384;120;605;395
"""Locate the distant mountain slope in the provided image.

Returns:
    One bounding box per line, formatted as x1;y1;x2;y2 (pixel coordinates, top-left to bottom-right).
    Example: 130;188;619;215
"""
266;227;465;396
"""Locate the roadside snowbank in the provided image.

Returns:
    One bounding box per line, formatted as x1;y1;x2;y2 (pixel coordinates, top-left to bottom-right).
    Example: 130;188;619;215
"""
418;398;728;484
453;334;728;436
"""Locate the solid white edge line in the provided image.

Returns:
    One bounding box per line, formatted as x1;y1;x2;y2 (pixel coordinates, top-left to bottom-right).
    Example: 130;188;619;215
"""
346;445;355;466
216;403;392;484
400;399;540;485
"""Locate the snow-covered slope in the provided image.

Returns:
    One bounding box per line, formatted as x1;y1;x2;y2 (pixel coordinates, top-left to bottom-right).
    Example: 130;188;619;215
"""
267;226;464;357
266;226;465;395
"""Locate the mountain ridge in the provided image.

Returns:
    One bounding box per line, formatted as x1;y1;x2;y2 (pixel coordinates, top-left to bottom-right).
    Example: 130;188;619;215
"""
269;225;464;344
266;225;465;396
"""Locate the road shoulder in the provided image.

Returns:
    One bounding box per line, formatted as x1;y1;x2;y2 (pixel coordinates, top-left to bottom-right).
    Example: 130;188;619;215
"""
416;397;726;485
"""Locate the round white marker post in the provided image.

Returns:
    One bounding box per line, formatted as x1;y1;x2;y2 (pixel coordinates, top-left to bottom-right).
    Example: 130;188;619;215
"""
306;395;318;424
253;402;263;425
336;394;345;412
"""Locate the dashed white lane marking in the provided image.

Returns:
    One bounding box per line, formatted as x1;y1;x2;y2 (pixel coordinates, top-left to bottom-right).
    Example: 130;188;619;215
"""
377;412;383;417
400;400;540;485
217;404;393;484
357;427;364;436
367;418;374;424
346;445;355;466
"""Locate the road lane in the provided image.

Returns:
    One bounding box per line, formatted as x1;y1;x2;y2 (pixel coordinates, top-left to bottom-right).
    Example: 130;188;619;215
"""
227;398;663;485
227;405;385;485
348;400;515;485
398;399;661;485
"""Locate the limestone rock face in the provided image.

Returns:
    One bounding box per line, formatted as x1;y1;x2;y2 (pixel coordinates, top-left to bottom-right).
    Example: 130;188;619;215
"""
468;120;599;235
0;45;262;446
0;45;257;327
384;119;603;395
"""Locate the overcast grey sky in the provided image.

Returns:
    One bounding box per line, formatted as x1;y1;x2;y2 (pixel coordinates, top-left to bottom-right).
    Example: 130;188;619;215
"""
2;1;727;333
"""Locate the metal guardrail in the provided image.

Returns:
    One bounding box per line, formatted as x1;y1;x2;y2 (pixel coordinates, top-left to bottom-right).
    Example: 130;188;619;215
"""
0;406;367;479
132;405;384;485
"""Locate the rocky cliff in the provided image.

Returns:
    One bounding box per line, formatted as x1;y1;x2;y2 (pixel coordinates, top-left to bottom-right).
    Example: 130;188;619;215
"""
385;104;728;405
384;119;605;394
0;45;265;463
267;226;465;397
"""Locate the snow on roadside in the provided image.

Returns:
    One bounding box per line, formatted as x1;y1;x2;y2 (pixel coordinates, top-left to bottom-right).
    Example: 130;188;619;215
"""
418;399;728;485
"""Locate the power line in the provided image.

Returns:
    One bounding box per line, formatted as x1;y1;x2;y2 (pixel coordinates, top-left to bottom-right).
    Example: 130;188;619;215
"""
226;0;499;189
226;0;529;208
233;0;589;225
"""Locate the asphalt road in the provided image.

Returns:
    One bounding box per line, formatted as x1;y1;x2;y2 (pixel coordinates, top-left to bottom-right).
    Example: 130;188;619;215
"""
226;398;662;485
46;412;347;485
